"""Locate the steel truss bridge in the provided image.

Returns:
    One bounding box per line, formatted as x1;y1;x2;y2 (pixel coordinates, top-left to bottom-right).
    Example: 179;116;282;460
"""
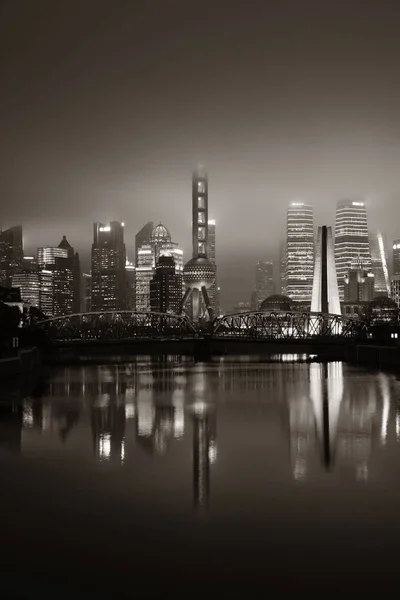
35;310;367;343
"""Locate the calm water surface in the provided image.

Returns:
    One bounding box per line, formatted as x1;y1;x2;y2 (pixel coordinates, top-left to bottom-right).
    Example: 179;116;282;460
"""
1;356;400;596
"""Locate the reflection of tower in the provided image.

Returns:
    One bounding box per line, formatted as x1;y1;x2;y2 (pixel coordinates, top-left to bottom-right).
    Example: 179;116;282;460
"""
309;362;343;470
311;226;341;315
182;169;216;321
192;404;217;508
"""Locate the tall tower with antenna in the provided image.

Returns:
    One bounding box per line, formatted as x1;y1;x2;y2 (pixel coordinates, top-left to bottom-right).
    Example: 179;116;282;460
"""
181;168;216;321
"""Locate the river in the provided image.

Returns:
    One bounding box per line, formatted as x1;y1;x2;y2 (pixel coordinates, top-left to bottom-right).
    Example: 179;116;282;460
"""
0;355;399;596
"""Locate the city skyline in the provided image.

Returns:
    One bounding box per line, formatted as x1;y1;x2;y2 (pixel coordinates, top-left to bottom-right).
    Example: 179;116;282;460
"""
2;1;400;307
3;192;397;311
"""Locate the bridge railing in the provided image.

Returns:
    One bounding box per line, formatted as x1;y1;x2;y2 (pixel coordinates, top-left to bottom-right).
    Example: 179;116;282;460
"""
34;310;367;342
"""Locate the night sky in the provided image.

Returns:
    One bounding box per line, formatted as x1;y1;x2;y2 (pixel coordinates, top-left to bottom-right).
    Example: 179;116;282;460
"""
1;0;400;308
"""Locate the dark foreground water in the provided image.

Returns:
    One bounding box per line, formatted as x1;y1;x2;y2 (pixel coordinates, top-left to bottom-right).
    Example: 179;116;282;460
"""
1;356;400;597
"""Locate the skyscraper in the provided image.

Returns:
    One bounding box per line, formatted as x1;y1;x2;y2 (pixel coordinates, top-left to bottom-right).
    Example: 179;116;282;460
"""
390;275;400;308
58;235;81;313
150;256;183;314
206;219;219;315
286;202;314;302
39;270;54;316
12;272;40;308
135;223;183;312
279;241;287;295
135;221;154;265
37;246;67;270
253;261;274;308
344;267;374;302
0;225;23;286
81;273;92;312
369;231;390;297
125;259;136;310
182;168;216;321
135;244;154;311
37;236;81;316
393;239;400;276
334;200;371;300
91;222;126;311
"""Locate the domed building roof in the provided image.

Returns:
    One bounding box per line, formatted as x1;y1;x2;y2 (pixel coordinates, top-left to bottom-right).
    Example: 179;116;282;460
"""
150;223;171;243
261;294;292;312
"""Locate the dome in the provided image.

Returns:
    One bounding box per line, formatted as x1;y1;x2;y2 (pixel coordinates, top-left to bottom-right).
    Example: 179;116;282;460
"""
150;223;171;243
183;256;216;290
261;294;292;312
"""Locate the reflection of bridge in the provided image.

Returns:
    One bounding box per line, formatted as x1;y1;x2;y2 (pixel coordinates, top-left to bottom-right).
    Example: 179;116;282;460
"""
35;310;366;343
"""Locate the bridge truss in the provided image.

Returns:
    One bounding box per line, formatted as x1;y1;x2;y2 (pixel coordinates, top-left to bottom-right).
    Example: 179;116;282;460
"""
212;311;367;339
36;311;197;342
35;310;367;343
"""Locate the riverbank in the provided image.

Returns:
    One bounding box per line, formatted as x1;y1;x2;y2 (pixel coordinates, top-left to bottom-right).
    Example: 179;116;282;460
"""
41;338;400;369
0;347;41;385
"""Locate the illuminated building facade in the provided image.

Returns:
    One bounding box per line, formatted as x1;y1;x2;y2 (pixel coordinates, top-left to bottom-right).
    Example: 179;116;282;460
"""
286;202;314;302
91;222;127;311
150;255;183;314
135;244;154;311
11;272;40;308
39;270;54;316
369;231;390;297
390;275;400;308
334;200;371;300
37;246;67;269
38;237;81;316
0;225;23;286
135;223;183;312
125;259;136;310
393;239;400;276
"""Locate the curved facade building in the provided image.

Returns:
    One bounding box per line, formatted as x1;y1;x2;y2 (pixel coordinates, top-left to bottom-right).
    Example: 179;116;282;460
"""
334;200;371;300
286;203;314;303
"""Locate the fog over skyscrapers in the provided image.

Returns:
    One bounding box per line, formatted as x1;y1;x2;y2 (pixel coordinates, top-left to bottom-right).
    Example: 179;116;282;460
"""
286;202;314;303
253;261;274;309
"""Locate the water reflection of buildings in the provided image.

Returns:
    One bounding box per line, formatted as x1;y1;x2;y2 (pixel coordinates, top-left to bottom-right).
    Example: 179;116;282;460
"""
91;398;126;463
17;358;400;491
193;403;217;508
288;362;394;481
